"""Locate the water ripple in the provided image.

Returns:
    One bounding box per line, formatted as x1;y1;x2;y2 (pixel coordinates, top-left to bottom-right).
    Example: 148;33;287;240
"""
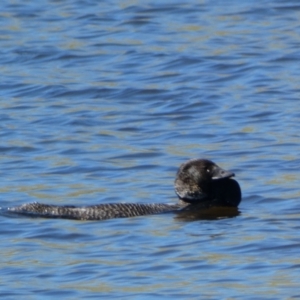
1;0;300;299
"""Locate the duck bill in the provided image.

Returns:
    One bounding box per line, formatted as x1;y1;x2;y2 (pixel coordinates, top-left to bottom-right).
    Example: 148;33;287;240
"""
211;166;235;180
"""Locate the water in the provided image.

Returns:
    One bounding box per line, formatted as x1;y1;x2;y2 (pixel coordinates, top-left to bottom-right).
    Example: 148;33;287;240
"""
1;0;300;298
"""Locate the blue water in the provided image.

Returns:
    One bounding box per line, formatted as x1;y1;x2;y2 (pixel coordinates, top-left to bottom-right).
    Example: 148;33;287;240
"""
1;0;300;298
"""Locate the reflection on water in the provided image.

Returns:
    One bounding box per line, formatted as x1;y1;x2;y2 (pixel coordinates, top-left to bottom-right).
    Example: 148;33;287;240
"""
175;206;240;221
1;0;300;299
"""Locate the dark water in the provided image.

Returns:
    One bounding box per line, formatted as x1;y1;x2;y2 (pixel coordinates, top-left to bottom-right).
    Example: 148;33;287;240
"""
1;0;300;298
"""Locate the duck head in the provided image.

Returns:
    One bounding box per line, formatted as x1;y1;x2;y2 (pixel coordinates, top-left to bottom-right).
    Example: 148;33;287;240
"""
174;158;235;203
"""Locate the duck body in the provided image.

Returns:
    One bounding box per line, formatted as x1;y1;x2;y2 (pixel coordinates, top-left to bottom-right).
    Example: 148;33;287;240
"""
7;202;182;220
6;159;241;221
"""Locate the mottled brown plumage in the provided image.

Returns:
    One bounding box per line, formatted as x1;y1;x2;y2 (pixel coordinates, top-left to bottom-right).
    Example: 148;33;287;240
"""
6;159;241;221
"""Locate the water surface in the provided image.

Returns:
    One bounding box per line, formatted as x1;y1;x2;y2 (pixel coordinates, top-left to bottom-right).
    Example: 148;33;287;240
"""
1;0;300;299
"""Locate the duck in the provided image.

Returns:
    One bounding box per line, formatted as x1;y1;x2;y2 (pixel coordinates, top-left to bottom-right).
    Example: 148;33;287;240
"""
6;159;241;221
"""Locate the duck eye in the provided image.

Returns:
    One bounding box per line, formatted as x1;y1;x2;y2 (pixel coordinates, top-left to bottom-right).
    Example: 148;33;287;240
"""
206;169;210;173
